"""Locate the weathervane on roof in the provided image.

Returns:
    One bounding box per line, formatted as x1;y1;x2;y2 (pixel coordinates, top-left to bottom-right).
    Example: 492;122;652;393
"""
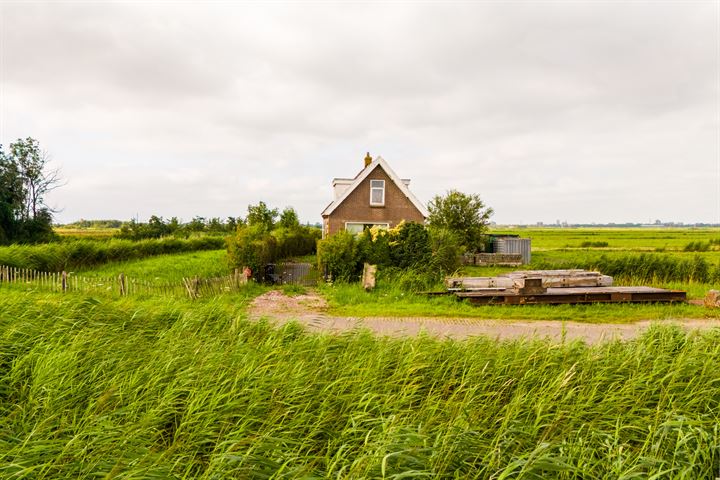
364;152;372;167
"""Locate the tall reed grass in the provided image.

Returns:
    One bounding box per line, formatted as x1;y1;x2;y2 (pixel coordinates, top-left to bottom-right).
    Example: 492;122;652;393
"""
0;237;225;271
1;291;719;478
533;253;720;284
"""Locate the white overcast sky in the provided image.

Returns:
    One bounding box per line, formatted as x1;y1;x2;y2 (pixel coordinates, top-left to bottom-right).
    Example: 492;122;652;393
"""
1;0;718;225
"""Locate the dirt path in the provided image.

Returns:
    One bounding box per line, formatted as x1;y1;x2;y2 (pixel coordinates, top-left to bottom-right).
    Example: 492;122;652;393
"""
248;290;720;344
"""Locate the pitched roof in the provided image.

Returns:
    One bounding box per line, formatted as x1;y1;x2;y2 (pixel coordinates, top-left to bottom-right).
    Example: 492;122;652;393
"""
321;156;429;218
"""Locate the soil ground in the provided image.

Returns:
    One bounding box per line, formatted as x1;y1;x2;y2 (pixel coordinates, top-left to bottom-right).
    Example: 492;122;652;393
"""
248;290;720;344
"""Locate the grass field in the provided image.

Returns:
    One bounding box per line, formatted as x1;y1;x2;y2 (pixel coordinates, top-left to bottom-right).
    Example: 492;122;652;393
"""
2;290;719;478
78;249;230;282
491;227;720;251
321;281;719;321
54;227;119;239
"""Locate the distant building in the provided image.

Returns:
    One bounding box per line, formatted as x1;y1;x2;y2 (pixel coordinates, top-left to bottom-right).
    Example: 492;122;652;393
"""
321;153;428;238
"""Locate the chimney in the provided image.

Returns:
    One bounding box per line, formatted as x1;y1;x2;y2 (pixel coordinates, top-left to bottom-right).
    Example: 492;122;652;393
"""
364;152;372;167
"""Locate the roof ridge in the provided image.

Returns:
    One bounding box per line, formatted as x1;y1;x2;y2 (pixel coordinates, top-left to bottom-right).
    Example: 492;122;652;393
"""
321;157;429;218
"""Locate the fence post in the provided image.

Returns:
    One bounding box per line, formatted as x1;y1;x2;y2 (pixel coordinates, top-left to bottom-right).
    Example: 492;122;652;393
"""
61;271;67;293
119;273;126;296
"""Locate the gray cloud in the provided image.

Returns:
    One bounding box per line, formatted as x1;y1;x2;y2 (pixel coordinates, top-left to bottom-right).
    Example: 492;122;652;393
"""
0;0;717;225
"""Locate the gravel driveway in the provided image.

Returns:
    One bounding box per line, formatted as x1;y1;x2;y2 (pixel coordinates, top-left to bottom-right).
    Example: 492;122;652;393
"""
248;290;719;344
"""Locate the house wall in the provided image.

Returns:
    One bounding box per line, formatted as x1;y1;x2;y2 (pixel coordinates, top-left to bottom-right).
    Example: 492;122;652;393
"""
324;165;425;236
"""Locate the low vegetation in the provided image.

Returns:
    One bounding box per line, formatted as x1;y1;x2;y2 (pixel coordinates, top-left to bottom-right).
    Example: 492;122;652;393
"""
78;249;229;282
227;203;321;274
531;253;720;284
579;240;609;248
318;222;462;284
1;291;719;478
317;227;720;320
0;236;225;271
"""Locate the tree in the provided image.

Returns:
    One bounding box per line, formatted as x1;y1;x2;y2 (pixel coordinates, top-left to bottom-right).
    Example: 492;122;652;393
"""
278;207;300;229
0;149;23;242
8;137;62;221
246;201;278;231
0;138;60;243
427;190;493;252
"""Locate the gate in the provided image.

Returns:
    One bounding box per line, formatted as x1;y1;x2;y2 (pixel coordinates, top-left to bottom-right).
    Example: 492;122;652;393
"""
266;262;319;286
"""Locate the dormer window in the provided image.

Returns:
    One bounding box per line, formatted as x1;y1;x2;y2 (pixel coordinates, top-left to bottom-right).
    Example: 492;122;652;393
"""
370;179;385;206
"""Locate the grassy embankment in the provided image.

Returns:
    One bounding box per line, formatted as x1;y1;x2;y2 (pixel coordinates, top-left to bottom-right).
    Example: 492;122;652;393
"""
322;228;720;321
1;290;719;478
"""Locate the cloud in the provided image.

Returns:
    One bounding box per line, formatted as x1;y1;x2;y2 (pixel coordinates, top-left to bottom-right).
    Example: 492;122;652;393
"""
0;0;717;224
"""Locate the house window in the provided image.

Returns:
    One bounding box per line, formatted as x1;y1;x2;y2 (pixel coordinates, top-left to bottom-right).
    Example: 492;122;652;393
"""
370;180;385;206
345;222;389;235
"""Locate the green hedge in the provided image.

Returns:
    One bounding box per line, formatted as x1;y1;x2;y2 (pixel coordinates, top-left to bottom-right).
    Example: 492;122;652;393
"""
317;223;462;283
0;236;225;271
226;226;320;274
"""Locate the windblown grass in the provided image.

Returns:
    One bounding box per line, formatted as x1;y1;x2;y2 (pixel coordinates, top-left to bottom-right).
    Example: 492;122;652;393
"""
1;291;719;478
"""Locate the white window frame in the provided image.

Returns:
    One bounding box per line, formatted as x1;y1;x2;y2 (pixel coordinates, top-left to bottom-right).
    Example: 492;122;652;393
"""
370;179;385;206
345;222;390;235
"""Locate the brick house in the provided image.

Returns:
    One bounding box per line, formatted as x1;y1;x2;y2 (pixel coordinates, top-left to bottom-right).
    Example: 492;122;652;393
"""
321;154;428;238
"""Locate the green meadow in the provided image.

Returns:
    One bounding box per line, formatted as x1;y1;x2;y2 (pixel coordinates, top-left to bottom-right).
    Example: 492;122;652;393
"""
491;227;720;251
77;249;230;282
1;290;719;478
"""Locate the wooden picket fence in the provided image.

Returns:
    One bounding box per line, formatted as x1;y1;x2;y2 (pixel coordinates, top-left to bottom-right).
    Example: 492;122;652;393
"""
182;270;249;299
0;262;318;300
0;265;245;299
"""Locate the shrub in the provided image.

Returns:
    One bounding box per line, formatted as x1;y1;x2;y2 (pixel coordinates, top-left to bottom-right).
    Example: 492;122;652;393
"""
227;225;278;274
376;267;440;293
357;228;392;267
273;226;321;259
317;231;360;281
428;227;462;274
580;241;609;248
319;223;461;283
684;241;710;252
390;222;432;269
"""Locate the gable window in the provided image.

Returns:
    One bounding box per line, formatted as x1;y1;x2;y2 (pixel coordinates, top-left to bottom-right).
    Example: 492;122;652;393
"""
370;180;385;206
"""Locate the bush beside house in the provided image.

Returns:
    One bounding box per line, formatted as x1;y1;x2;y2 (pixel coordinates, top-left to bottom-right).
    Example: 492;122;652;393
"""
317;222;462;287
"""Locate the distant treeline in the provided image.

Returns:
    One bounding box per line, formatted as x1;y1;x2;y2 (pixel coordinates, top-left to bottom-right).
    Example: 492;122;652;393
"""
0;237;225;271
58;205;321;242
116;216;244;240
59;219;124;229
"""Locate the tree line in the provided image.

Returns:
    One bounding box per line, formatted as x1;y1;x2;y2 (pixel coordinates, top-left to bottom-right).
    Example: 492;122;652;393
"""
116;202;312;240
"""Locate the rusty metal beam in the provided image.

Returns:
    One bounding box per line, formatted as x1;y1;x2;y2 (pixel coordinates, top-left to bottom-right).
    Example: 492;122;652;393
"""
456;288;686;305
